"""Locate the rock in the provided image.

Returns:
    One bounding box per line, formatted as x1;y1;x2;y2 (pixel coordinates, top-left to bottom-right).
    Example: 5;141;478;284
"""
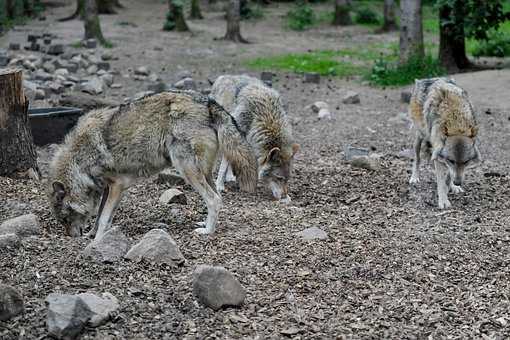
67;75;80;83
87;65;98;75
46;293;90;340
133;75;146;81
350;155;380;171
303;72;320;84
97;61;110;71
0;54;8;67
156;168;185;185
396;148;414;159
0;233;21;250
49;82;65;94
310;101;329;113
67;63;79;73
48;44;65;55
0;285;24;321
97;69;107;76
101;51;113;61
53;58;70;70
134;66;150;76
133;90;154;101
401;90;412;103
35;89;46;99
342;91;360;104
175;70;192;80
43;61;56;73
110;83;123;89
296;227;328;240
192;265;246;310
0;214;40;238
83;226;130;263
317;108;332;120
147;82;167;93
260;71;273;83
60;92;120;110
34;69;53;81
81;77;103;95
87;55;100;65
43;38;52;45
125;229;185;266
148;72;160;82
174;77;195;90
27;34;40;42
77;293;119;327
61;51;75;60
159;188;187;205
84;39;97;49
55;68;69;77
28;42;40;51
22;59;36;71
344;145;370;161
100;74;114;87
9;43;20;50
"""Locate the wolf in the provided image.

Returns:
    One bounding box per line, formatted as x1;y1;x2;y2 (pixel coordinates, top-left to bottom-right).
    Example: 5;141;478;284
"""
211;75;299;202
408;78;481;209
48;90;257;240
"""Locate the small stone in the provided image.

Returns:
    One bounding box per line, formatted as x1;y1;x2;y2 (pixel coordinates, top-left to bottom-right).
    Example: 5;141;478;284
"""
87;65;98;75
0;214;40;238
101;51;113;61
401;90;412;104
342;91;360;104
100;73;114;87
296;227;328;241
46;294;89;339
84;39;97;49
125;228;185;267
110;83;123;89
35;89;46;99
97;69;107;76
27;34;40;42
81;77;104;95
310;101;329;113
174;77;195;90
97;61;110;71
0;285;24;321
43;61;56;73
317;108;331;120
48;44;65;55
55;68;69;77
134;66;150;76
53;59;70;69
192;265;246;310
49;82;65;94
43;38;52;45
350;155;380;171
9;43;20;50
77;293;119;327
83;226;129;263
156;168;185;185
303;72;320;84
66;63;79;73
175;70;192;80
159;188;187;205
148;72;160;82
22;59;36;71
344;145;370;161
147;82;167;93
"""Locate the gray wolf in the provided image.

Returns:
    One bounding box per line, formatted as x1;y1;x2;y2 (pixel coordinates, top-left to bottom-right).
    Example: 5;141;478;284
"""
408;78;481;209
48;90;257;240
211;75;299;202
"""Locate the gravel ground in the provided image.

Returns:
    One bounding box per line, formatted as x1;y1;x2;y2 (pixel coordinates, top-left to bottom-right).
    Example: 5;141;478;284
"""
1;0;510;339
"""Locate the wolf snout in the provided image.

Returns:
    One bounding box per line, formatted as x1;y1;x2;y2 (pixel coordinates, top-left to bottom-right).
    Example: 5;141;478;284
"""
453;178;462;186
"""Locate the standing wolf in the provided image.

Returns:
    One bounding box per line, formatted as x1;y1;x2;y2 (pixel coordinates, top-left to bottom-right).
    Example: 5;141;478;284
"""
211;75;299;202
408;78;481;209
48;91;257;240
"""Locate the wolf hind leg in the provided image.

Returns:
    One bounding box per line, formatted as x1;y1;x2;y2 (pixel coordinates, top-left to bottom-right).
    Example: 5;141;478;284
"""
410;133;423;184
215;156;229;192
434;160;451;209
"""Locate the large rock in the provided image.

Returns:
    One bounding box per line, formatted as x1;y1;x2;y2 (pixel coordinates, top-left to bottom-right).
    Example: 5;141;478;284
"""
192;265;246;310
125;229;185;267
59;92;120;110
0;285;24;321
0;214;40;237
46;294;90;340
159;188;187;205
77;292;119;327
0;233;21;250
296;227;328;241
82;226;130;263
81;77;104;95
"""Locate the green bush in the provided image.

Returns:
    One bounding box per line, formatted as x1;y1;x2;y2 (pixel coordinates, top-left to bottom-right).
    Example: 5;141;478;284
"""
242;4;264;20
354;7;380;25
471;30;510;57
368;55;446;86
286;2;315;31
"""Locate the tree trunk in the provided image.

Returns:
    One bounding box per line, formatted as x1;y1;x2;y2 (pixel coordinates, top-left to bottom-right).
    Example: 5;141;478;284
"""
223;0;248;42
381;0;397;32
399;0;424;64
332;0;351;26
59;0;85;22
23;0;34;17
165;0;189;31
0;69;39;179
97;0;117;14
438;3;471;72
84;0;107;44
190;0;203;19
6;0;15;19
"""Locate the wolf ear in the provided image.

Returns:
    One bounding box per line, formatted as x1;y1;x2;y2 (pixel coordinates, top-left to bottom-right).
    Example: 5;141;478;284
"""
291;143;300;157
52;181;66;202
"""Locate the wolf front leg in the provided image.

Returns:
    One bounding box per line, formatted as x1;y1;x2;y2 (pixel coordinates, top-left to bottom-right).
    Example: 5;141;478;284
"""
409;133;423;184
434;160;451;209
93;181;125;241
215;156;229;192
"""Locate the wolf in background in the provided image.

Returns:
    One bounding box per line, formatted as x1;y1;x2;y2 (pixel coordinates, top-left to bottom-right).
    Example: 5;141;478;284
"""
409;78;481;209
48;90;257;240
211;75;299;202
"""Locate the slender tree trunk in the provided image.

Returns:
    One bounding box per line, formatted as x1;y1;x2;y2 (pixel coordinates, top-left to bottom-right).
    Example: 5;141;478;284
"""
6;0;15;19
23;0;34;17
223;0;248;42
165;0;189;31
332;0;352;26
399;0;424;64
0;69;39;179
84;0;107;44
438;3;471;72
381;0;397;32
59;0;85;22
190;0;203;19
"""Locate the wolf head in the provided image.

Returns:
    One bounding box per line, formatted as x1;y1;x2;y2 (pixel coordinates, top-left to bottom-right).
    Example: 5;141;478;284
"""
432;135;481;186
49;180;96;237
258;143;299;201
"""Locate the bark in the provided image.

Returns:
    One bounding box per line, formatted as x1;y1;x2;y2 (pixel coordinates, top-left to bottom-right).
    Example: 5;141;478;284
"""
399;0;424;64
166;0;189;31
223;0;248;42
0;69;39;179
23;0;35;17
59;0;85;22
6;0;15;19
332;0;352;26
190;0;203;19
84;0;107;44
381;0;397;32
438;3;471;72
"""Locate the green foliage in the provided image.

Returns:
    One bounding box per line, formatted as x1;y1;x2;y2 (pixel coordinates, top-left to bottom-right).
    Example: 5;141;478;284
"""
163;0;185;31
286;2;315;31
242;4;264;20
354;7;380;25
368;55;446;87
471;30;510;57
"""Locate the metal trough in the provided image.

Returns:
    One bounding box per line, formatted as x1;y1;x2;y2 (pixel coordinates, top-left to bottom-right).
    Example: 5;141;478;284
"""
28;107;84;146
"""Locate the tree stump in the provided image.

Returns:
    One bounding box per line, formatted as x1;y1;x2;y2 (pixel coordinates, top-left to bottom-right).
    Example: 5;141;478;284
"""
0;69;39;179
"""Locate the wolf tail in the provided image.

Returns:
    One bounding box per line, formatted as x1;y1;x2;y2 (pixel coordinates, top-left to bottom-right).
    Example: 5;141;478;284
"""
208;98;258;192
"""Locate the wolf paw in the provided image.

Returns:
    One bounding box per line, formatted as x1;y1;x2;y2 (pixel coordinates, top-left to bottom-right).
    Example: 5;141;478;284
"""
409;176;420;185
450;184;464;194
438;198;452;209
194;227;212;235
279;196;292;204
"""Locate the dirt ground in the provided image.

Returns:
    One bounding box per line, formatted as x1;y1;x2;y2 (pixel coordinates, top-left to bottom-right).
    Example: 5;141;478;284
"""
1;1;510;339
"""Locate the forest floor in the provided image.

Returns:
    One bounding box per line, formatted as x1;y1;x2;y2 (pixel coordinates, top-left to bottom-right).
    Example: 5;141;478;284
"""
1;0;510;339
